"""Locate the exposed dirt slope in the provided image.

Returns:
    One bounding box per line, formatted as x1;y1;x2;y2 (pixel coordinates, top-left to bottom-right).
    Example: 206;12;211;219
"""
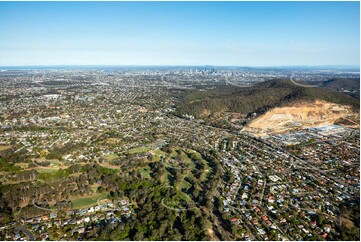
246;100;360;136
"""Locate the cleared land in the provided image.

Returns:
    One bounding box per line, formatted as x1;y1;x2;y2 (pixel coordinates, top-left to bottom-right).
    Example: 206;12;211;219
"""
0;145;12;151
128;146;151;154
31;159;64;173
246;100;360;136
71;192;109;209
151;149;165;162
104;153;119;161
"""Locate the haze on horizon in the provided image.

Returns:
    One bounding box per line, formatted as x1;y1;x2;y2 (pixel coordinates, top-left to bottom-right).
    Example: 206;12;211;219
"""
0;1;359;66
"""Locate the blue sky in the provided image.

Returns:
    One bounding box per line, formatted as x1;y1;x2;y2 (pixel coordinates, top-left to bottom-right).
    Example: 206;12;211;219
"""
0;1;359;66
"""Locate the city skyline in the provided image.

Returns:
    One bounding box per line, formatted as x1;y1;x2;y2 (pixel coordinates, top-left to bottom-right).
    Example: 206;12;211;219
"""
0;1;360;66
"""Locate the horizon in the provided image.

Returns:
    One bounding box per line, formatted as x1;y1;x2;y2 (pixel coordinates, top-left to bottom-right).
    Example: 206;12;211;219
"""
0;1;360;66
0;64;359;70
0;64;360;67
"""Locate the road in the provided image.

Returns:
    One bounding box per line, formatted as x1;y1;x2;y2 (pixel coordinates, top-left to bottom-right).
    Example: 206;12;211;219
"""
259;180;267;206
255;135;355;195
290;75;319;88
32;198;59;212
297;129;356;147
14;225;35;241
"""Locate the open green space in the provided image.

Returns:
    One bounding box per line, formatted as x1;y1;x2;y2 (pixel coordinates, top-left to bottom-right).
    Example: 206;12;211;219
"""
0;145;12;151
138;166;151;179
168;147;192;165
49;159;62;167
14;162;29;169
128;146;151;154
31;159;64;173
187;149;211;182
177;177;192;191
34;167;60;173
71;192;109;209
98;161;121;170
104;153;119;161
151;149;165;162
34;158;62;166
162;189;195;208
156;147;213;202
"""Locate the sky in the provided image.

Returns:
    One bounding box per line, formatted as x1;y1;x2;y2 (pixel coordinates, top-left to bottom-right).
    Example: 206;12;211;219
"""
0;1;359;66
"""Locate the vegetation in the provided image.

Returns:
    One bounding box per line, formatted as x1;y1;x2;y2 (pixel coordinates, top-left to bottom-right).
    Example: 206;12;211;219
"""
71;192;109;209
321;78;360;98
175;79;360;122
0;158;20;173
128;146;151;154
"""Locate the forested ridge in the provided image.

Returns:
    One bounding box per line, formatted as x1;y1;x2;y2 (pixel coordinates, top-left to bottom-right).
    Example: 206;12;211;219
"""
175;79;360;120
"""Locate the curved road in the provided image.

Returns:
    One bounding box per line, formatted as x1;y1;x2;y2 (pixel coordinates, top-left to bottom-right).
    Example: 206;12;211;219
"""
32;198;59;212
290;75;319;88
15;226;35;241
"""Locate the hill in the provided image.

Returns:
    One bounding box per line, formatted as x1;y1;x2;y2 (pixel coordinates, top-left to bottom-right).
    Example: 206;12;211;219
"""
175;79;359;125
321;78;359;90
320;78;360;98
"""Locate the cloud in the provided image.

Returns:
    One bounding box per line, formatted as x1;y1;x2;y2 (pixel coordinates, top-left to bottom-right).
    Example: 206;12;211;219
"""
290;38;328;52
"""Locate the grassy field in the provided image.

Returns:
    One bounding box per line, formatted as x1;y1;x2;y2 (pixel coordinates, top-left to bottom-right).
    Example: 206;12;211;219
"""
0;145;12;151
50;160;62;166
34;157;46;162
187;149;210;182
34;158;62;166
128;146;151;154
90;184;100;192
161;148;195;191
71;192;109;209
184;150;197;171
14;162;29;169
34;167;60;173
158;147;212;198
104;153;119;161
166;148;195;170
32;159;63;173
177;178;192;191
151;149;165;162
98;161;120;170
137;166;151;179
106;138;121;144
